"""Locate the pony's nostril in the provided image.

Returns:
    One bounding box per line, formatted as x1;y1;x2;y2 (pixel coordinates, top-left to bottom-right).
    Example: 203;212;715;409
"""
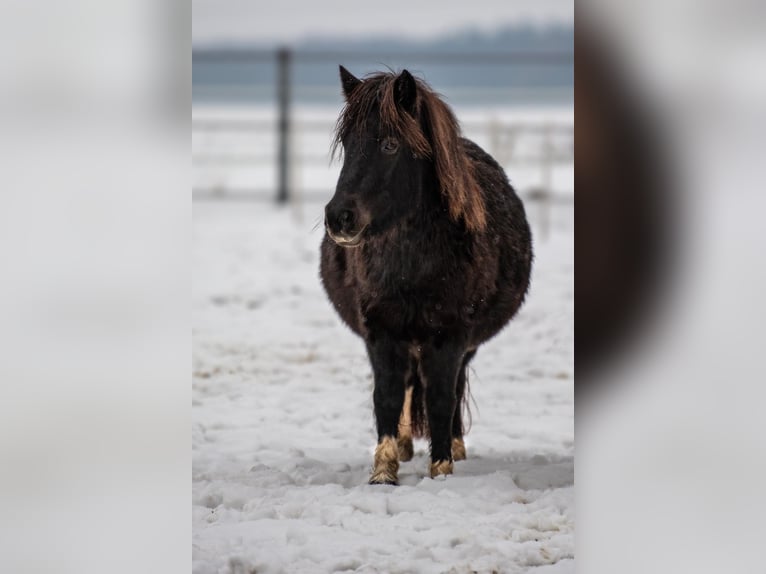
339;210;354;228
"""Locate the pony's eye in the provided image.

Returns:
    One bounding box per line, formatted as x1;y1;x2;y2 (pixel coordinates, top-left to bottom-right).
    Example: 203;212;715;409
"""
380;137;399;155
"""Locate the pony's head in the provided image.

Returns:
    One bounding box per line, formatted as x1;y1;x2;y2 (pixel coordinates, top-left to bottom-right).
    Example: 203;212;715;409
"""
324;67;486;247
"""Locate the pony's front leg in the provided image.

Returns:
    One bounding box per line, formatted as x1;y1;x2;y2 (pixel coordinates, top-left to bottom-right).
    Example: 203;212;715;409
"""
366;336;409;485
419;342;463;478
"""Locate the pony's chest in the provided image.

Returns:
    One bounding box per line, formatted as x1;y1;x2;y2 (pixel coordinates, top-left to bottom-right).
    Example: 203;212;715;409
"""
361;239;446;294
352;243;467;333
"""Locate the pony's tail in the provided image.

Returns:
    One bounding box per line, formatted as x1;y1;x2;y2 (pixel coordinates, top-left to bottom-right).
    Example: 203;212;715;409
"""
460;362;474;436
410;370;429;438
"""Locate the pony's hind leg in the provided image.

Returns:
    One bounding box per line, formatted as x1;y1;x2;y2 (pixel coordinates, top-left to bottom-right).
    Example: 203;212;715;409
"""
397;352;420;462
397;385;414;461
451;349;476;461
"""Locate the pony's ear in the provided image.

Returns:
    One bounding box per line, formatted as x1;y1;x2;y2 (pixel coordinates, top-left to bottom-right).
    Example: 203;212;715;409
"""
339;65;361;99
394;69;417;114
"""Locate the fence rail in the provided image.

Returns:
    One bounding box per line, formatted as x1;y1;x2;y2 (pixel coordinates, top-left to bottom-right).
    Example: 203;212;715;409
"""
192;47;574;207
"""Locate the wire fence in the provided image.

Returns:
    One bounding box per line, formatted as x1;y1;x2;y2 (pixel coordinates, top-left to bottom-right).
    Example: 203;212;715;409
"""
192;47;574;216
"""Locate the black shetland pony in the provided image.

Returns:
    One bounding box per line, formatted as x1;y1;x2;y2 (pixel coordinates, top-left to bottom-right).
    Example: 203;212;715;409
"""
321;67;532;484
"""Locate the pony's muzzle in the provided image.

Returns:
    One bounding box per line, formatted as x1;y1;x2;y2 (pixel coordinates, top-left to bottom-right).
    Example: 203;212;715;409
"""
325;224;367;247
325;205;366;247
325;207;356;233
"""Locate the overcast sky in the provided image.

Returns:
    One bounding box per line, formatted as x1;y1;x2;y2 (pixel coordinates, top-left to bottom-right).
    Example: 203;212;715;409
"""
193;0;573;45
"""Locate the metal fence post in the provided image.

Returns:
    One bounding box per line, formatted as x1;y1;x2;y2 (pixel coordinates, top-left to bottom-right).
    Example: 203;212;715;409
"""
276;47;291;204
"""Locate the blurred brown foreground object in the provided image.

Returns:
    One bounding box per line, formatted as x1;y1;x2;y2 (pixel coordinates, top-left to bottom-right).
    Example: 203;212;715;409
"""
575;23;674;390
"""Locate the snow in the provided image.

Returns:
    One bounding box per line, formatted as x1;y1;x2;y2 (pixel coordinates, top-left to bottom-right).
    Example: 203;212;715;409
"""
193;200;573;573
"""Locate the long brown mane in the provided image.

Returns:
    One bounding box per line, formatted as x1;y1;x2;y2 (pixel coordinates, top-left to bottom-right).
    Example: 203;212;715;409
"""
332;72;487;233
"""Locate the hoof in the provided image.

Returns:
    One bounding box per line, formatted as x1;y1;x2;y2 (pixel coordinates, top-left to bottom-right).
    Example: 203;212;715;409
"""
452;437;466;461
370;436;399;485
430;459;454;478
368;476;398;486
368;466;399;485
397;436;414;461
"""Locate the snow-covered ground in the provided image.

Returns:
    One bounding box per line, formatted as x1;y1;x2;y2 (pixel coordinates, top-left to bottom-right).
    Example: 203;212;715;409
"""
192;200;573;574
